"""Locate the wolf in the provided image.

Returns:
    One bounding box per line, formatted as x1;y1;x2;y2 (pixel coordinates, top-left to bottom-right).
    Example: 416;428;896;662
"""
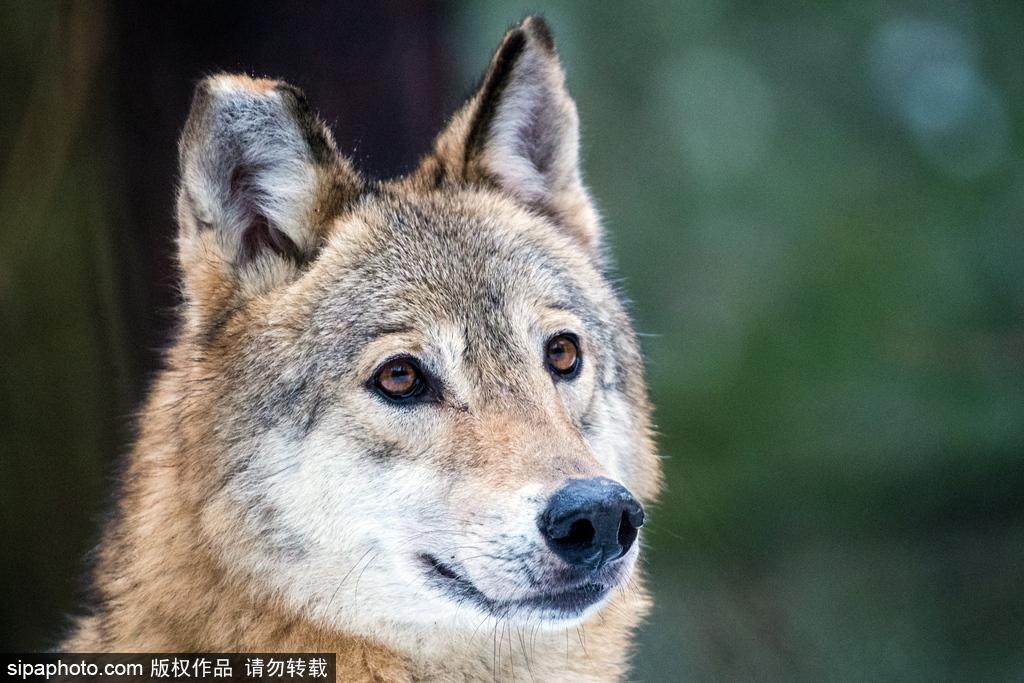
63;16;662;682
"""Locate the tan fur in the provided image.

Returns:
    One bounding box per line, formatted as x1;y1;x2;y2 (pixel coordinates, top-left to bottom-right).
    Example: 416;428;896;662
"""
65;17;661;682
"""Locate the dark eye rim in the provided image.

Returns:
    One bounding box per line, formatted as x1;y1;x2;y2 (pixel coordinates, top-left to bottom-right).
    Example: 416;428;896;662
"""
545;332;582;380
368;355;436;404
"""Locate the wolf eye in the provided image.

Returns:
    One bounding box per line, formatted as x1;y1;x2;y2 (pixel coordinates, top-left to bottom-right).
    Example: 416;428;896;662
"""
545;334;581;378
373;357;425;401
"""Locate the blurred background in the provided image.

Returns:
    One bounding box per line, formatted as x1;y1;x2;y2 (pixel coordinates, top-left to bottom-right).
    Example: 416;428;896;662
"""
1;1;1022;679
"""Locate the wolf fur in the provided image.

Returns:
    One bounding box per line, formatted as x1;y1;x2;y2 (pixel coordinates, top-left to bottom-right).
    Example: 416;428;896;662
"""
63;16;661;682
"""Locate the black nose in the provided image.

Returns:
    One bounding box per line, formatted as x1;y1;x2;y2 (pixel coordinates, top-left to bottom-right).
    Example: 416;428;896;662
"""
538;477;644;570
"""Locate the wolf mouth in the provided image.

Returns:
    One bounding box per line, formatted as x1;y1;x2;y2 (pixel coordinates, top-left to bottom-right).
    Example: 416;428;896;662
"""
419;554;611;619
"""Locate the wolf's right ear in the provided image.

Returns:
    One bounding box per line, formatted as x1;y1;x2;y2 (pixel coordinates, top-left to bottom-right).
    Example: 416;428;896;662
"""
176;75;361;323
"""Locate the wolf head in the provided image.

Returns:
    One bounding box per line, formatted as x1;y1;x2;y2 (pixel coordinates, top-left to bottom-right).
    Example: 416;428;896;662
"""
172;17;660;641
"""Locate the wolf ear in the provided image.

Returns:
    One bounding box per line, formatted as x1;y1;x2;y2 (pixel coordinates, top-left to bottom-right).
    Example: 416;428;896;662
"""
176;75;361;321
423;17;601;254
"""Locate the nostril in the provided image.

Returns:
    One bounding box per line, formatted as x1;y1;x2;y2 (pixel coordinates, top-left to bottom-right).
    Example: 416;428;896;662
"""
558;518;595;548
617;510;639;555
627;503;645;530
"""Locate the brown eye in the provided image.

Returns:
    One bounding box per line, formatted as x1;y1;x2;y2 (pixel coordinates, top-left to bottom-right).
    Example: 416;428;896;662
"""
545;334;581;378
374;358;424;400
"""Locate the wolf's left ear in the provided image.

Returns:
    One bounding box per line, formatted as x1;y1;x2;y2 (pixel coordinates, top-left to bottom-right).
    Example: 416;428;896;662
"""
423;17;601;254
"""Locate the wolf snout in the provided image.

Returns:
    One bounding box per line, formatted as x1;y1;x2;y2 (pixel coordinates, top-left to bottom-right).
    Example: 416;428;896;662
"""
538;477;644;570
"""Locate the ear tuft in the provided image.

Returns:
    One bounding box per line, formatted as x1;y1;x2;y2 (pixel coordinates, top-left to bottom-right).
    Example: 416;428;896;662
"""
520;15;556;53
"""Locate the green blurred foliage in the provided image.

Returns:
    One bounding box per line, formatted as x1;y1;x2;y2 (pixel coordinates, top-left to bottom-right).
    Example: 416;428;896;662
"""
450;1;1024;680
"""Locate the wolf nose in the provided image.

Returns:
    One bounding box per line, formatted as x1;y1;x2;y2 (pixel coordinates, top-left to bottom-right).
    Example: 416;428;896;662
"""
539;477;644;570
